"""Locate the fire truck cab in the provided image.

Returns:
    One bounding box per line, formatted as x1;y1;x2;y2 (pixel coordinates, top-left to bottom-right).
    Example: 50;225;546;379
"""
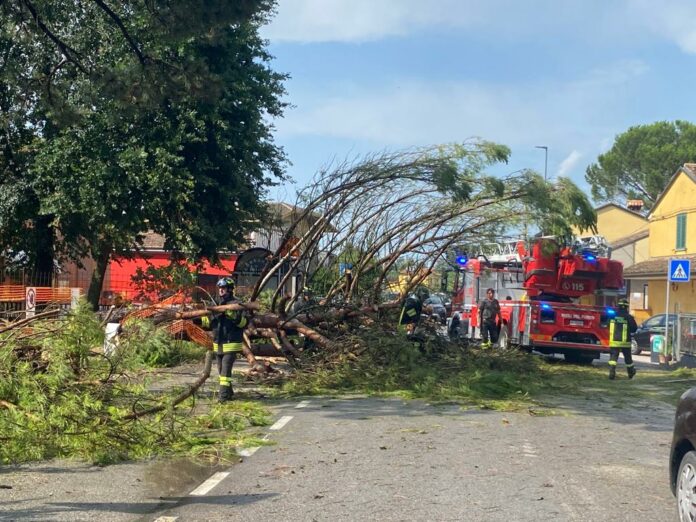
448;237;625;363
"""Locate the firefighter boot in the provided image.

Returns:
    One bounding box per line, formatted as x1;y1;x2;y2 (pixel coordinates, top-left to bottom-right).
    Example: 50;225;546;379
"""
218;385;234;403
608;365;616;380
627;365;636;379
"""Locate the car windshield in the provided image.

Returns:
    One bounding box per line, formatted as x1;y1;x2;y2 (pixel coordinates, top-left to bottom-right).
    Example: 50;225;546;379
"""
426;296;443;305
644;315;665;328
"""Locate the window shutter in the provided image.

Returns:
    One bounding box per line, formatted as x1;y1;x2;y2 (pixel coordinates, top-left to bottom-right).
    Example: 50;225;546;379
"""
676;213;687;250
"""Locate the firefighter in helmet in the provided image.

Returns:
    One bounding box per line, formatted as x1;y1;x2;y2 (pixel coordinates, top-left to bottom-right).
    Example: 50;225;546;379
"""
199;277;248;401
399;288;426;335
608;298;638;380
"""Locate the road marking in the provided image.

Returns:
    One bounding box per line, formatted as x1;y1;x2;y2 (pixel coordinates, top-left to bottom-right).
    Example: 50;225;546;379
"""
270;415;293;430
238;446;260;457
296;400;310;409
189;472;230;496
238;432;272;458
154;517;178;522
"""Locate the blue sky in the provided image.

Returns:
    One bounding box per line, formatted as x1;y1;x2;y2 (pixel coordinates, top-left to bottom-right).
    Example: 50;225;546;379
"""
261;0;696;202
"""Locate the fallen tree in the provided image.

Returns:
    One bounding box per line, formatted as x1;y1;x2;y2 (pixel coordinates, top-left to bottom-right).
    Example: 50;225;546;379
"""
0;140;599;463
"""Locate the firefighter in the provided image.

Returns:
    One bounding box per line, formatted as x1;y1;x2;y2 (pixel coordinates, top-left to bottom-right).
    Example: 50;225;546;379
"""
199;277;248;402
478;288;502;349
608;298;638;380
399;290;424;336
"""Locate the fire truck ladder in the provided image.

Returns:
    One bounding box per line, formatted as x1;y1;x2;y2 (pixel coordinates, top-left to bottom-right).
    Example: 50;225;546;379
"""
478;240;525;265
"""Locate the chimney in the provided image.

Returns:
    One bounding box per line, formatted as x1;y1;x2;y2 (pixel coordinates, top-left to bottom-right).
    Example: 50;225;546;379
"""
626;199;644;212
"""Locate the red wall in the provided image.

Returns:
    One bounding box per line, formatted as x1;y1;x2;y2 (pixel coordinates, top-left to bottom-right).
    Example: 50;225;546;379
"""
105;253;237;302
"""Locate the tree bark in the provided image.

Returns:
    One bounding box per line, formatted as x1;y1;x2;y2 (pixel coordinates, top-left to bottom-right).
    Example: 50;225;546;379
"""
87;250;110;311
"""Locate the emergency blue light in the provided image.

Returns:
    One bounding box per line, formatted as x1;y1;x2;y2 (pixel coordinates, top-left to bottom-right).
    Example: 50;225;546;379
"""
606;308;616;316
455;255;468;266
541;303;552;311
584;254;596;262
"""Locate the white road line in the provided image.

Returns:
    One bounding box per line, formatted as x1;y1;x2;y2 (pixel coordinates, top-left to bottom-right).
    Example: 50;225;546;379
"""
269;415;293;430
189;472;230;496
238;432;271;458
295;400;310;409
154;517;178;522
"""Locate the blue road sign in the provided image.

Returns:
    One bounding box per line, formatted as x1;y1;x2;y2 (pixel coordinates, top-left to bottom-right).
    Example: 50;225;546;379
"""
669;259;691;282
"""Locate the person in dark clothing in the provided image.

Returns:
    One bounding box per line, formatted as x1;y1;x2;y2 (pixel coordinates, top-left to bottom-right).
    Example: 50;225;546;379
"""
399;292;423;335
200;277;248;402
478;288;502;349
608;298;638;380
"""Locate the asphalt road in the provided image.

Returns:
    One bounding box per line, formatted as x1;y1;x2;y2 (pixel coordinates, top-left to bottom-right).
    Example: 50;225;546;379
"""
1;390;678;522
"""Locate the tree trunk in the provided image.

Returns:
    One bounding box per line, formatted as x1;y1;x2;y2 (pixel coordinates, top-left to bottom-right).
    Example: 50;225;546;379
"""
32;215;55;286
87;250;110;311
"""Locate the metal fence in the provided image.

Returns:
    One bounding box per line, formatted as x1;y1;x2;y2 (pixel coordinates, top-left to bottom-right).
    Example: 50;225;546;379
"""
676;313;696;360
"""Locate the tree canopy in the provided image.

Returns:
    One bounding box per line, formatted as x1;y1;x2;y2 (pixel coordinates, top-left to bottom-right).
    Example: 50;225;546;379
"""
249;141;596;310
585;120;696;210
0;0;287;306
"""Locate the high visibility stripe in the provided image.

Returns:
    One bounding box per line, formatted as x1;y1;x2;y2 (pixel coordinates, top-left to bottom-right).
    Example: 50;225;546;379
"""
201;316;211;328
220;342;243;352
609;318;630;348
608;360;617;366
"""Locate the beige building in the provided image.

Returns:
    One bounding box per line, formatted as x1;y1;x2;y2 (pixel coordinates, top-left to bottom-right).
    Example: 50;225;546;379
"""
575;203;650;319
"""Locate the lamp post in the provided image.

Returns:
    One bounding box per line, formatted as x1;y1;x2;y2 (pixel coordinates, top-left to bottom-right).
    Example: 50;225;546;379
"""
535;145;548;181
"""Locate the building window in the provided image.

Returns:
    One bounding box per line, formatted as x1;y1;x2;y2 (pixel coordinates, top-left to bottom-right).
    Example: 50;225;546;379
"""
676;213;687;250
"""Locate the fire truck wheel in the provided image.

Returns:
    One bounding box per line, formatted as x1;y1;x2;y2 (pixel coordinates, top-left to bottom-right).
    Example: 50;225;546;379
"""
564;352;595;365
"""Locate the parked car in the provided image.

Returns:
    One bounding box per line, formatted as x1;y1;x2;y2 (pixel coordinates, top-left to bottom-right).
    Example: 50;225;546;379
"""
433;292;453;317
632;314;677;355
423;295;447;324
670;386;696;521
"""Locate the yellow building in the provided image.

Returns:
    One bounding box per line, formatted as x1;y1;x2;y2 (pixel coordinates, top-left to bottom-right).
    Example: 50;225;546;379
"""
623;164;696;317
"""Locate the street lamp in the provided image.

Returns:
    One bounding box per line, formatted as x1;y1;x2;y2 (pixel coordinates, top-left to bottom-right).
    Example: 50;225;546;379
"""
535;145;548;181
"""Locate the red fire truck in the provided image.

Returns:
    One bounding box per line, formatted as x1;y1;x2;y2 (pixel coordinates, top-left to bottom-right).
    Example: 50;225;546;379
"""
447;237;624;363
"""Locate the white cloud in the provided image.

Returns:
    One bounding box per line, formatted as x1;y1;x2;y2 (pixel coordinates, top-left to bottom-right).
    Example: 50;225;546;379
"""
278;60;649;148
627;0;696;54
263;0;508;43
557;150;582;178
264;0;696;56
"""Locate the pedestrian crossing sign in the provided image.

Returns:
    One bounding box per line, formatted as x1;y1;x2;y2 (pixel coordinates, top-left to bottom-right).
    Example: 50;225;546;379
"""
669;259;691;282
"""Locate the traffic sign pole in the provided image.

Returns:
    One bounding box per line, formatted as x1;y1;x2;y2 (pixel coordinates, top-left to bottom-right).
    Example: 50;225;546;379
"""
665;258;692;362
665;268;671;363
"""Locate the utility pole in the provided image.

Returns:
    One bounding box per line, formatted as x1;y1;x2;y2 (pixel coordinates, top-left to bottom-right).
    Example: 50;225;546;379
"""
535;145;548;181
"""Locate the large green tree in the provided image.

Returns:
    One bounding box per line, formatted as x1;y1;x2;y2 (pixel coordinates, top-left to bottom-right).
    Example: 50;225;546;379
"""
585;120;696;211
0;0;286;307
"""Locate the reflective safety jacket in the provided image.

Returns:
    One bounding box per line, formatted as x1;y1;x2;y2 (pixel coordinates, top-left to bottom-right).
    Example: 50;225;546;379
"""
609;310;638;349
201;294;248;353
399;295;422;325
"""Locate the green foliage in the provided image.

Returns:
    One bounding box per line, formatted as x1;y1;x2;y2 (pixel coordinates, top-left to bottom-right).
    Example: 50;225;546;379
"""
130;262;198;302
0;1;287;306
284;329;543;409
586;120;696;210
119;319;204;368
0;305;267;465
433;142;511;202
283;327;696;410
522;172;598;237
